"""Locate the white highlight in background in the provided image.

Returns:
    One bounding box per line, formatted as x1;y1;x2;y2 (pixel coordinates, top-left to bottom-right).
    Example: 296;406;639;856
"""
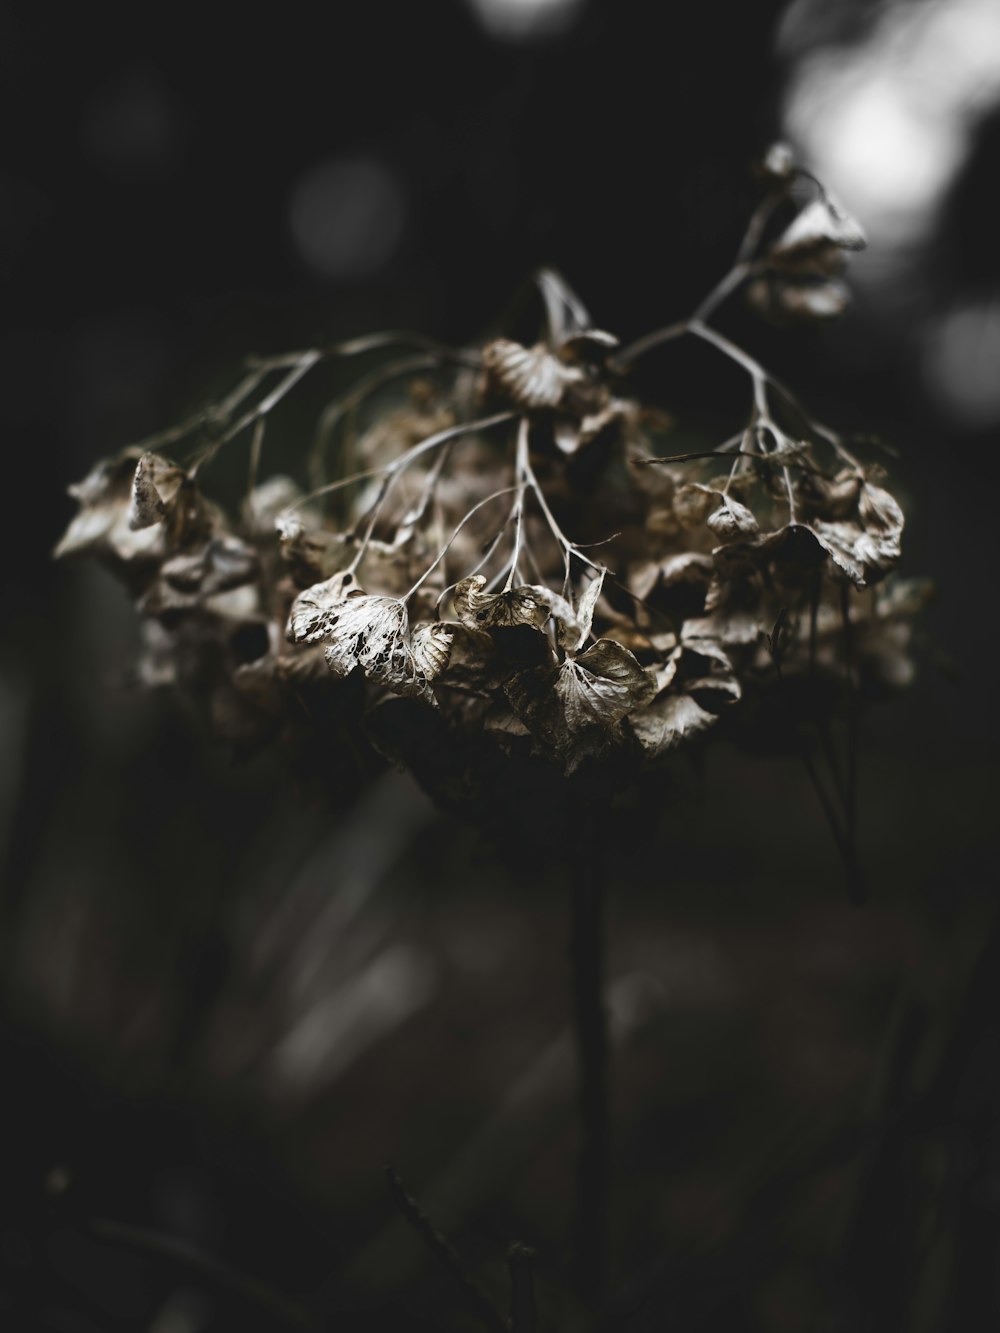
464;0;583;41
781;0;1000;252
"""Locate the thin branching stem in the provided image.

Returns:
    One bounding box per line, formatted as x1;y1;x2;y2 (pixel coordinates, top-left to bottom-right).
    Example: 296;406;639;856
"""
569;834;611;1309
203;350;323;468
406;485;519;602
385;1168;508;1333
690;260;754;324
840;583;860;852
245;416;266;515
343;411;516;574
307;351;446;489
247;329;480;368
507;1243;538;1333
503;417;531;592
521;450;603;576
774;655;867;904
89;1217;319;1330
735;192;783;264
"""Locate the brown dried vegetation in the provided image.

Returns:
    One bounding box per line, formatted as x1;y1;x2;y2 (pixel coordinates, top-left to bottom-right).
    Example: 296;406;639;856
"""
56;148;928;812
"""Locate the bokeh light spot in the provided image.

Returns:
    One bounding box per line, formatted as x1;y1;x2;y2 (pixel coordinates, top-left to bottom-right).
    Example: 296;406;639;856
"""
288;155;406;281
781;0;1000;264
81;64;182;182
925;297;1000;426
464;0;583;41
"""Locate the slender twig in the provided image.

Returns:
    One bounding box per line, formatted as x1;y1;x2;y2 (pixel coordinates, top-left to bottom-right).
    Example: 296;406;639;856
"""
247;329;480;368
88;1217;318;1329
345;411;516;573
569;835;610;1307
690;260;754;324
506;1243;538;1333
384;1168;507;1333
772;653;867;904
245;415;266;513
307;351;444;489
632;446;833;479
521;451;603;576
735;193;783;264
503;417;531;591
840;583;859;852
407;485;519;601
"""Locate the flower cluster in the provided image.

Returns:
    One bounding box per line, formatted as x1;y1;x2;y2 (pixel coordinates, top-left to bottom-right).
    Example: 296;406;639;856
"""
56;151;928;810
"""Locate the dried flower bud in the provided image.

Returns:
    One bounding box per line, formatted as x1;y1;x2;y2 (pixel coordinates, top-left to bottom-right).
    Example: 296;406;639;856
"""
706;494;759;540
758;141;796;183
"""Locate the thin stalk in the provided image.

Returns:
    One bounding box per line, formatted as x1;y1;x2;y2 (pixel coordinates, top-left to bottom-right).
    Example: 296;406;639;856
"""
89;1217;318;1329
405;485;518;601
192;349;323;474
385;1168;507;1333
507;1243;538;1333
345;411;515;573
306;351;443;489
569;837;610;1308
840;582;859;849
504;417;531;592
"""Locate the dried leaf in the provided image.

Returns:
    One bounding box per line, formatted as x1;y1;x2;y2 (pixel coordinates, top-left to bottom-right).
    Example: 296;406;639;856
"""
323;592;409;681
276;511;352;585
553;395;627;456
859;483;904;536
747;275;850;324
809;522;871;585
661;552;715;586
559;328;619;359
558;568;606;652
452;575;553;630
435;623;497;689
138;535;260;617
629;692;718;756
483;704;531;738
244;475;302;535
128;452;169;530
720;522;871;586
555;638;653;730
629;560;662;601
777;281;850;321
481;339;581;410
55;451;165;566
198;535;260;593
410;621;454;681
286;571;358;644
673;483;719;528
535;267;592;343
683;609;762;645
771;195;866;262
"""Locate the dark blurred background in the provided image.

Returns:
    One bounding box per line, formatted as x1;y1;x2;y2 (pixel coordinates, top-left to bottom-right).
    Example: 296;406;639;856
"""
2;0;998;1329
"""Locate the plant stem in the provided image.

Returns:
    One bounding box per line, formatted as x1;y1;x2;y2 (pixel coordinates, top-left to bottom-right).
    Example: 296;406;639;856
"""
569;837;610;1308
385;1168;507;1333
507;1243;538;1333
89;1217;319;1329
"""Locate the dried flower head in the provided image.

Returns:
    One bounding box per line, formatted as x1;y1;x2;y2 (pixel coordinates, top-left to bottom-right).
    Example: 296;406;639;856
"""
56;157;928;865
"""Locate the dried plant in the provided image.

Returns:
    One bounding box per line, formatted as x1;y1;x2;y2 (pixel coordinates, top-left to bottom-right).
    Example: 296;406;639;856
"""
55;145;930;1318
56;146;926;831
